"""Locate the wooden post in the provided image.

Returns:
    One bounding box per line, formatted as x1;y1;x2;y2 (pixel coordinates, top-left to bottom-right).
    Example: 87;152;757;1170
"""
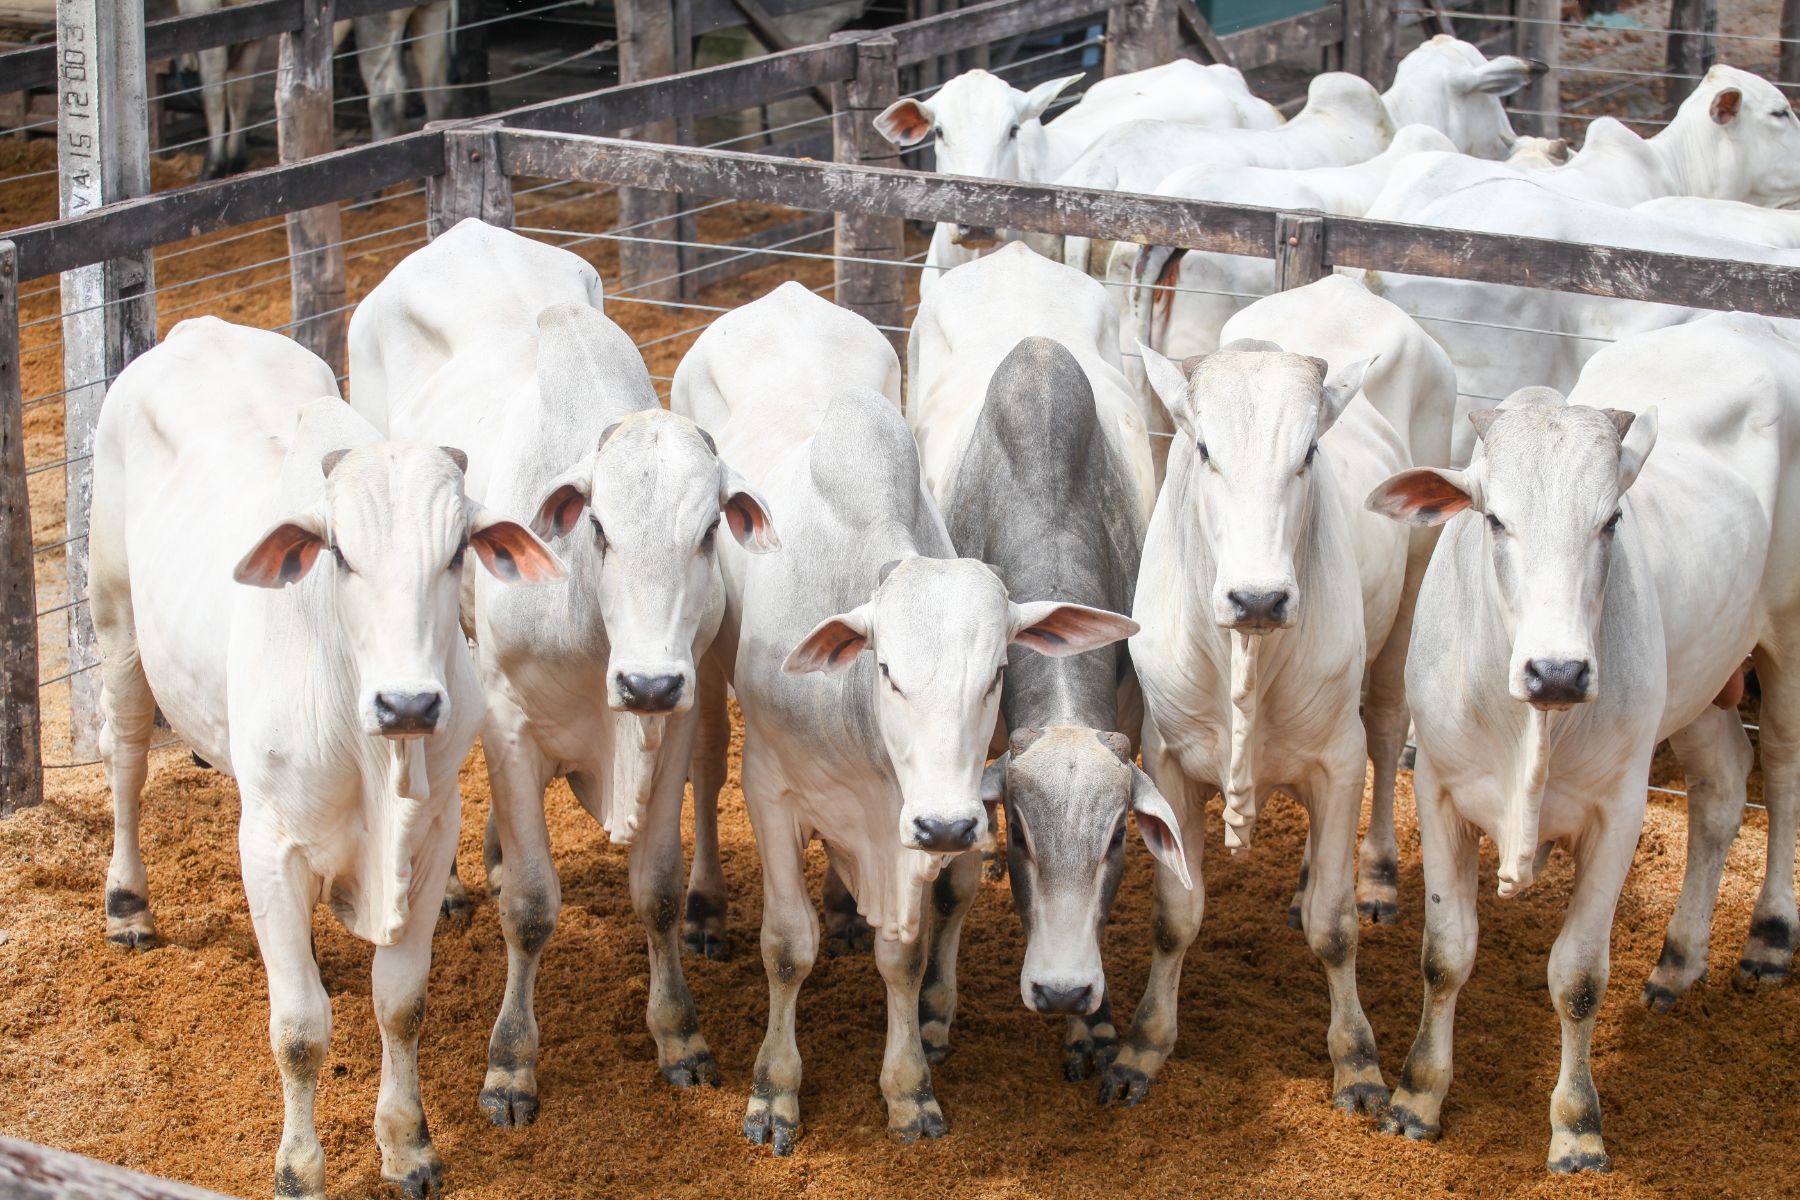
1514;0;1558;136
0;1134;238;1200
615;0;686;301
0;241;40;816
1346;0;1397;91
1784;0;1800;92
1666;0;1718;110
1273;212;1326;291
56;0;154;760
278;0;347;377
427;123;515;238
452;0;493;118
1106;0;1176;75
831;34;906;356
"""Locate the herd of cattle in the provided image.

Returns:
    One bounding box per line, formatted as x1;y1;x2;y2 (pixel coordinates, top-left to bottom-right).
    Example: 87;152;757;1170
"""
72;31;1800;1200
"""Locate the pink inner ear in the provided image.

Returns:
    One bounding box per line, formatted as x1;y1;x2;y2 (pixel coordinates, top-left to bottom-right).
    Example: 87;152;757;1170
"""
1386;473;1471;522
473;522;566;584
876;100;932;144
538;487;585;537
237;523;323;587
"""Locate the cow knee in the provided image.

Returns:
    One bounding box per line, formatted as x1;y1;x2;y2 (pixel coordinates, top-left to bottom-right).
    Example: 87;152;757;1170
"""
273;1013;328;1082
636;887;682;940
377;992;427;1045
500;880;556;957
1552;970;1606;1025
1306;908;1358;971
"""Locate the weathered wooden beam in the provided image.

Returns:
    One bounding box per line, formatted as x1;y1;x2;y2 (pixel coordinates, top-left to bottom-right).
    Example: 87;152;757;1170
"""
427;124;515;238
1228;5;1346;73
1273;212;1326;291
277;0;346;377
1175;0;1236;67
615;0;687;301
1106;0;1176;75
831;34;907;353
0;242;40;818
496;130;1800;317
890;0;1110;68
0;1134;241;1199
58;0;155;759
1784;0;1800;92
725;0;837;111
1512;0;1558;136
1666;0;1718;110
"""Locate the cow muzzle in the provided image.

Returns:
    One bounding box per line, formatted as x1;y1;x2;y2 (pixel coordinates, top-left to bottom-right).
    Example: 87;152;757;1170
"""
1027;980;1100;1016
952;224;999;249
1517;657;1593;710
371;688;447;737
1219;586;1295;633
607;661;695;715
908;814;983;853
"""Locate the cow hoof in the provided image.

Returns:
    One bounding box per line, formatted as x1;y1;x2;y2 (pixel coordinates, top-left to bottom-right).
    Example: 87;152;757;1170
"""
1400;745;1417;770
1062;1025;1119;1082
1096;1062;1153;1107
681;926;731;961
742;1109;799;1156
1358;898;1401;926
478;1085;538;1128
1286;901;1303;930
1734;958;1791;990
106;925;157;951
981;849;1006;884
660;1050;718;1089
1333;1081;1390;1116
921;1034;952;1066
190;751;213;770
1640;980;1682;1012
388;1159;446;1200
889;1103;948;1143
1377;1104;1440;1141
824;921;875;958
199;159;228;182
1548;1150;1611;1175
438;893;474;931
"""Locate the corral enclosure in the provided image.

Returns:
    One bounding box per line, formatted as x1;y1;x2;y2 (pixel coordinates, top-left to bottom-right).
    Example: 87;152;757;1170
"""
3;0;1800;1197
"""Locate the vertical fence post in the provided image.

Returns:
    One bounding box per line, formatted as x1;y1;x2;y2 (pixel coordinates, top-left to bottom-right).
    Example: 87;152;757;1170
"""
0;241;40;816
831;34;906;357
1515;0;1558;137
1344;0;1396;91
1273;213;1327;291
427;123;515;238
615;0;686;301
1666;0;1718;110
1784;0;1800;92
279;0;347;378
1106;0;1176;75
56;0;154;761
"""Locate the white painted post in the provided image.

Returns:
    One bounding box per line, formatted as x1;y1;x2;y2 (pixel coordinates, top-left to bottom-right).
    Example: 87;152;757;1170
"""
56;0;154;759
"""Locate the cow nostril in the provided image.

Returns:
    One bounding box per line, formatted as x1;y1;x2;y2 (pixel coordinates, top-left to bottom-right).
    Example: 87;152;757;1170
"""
618;673;684;713
911;816;979;852
1030;982;1095;1015
1524;659;1592;704
374;691;442;733
1225;589;1291;627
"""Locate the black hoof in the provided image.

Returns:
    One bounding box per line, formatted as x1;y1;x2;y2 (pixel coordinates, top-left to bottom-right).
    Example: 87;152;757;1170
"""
439;893;474;931
743;1110;799;1155
1378;1104;1440;1141
1287;902;1303;930
661;1051;718;1089
824;922;875;958
922;1037;951;1066
106;928;156;951
1334;1081;1390;1116
479;1086;538;1127
1358;899;1401;926
1640;981;1681;1012
1062;1031;1119;1082
1734;959;1792;990
1096;1061;1153;1107
681;927;731;961
891;1108;948;1143
393;1161;446;1200
190;751;213;770
1548;1151;1611;1175
1400;745;1417;770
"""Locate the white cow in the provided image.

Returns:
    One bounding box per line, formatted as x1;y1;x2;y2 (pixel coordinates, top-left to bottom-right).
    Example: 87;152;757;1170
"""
90;316;563;1198
1116;331;1395;1115
177;0;450;178
874;61;1281;291
1367;313;1800;1171
348;219;778;1125
673;281;1135;1152
908;242;1156;509
1636;194;1800;246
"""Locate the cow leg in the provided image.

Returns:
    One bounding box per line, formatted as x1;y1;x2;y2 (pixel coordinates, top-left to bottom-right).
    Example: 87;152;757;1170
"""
97;622;158;949
632;712;717;1088
241;825;331;1200
483;805;503;896
353;14;408;143
223;40;262;174
918;850;981;1064
1062;991;1120;1082
1359;612;1413;926
682;654;730;960
409;2;453;124
1644;706;1751;1009
195;45;231;179
875;918;947;1143
479;719;558;1127
822;863;874;957
1741;644;1798;988
1099;732;1206;1107
371;874;449;1199
742;752;816;1155
1542;807;1640;1175
1287;846;1310;931
1380;756;1480;1142
1300;754;1386;1114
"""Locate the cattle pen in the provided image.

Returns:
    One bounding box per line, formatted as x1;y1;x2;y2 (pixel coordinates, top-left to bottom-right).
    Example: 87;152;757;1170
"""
2;0;1799;1197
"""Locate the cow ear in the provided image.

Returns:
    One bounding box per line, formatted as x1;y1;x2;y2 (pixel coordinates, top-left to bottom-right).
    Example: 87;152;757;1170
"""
1617;405;1658;495
530;466;591;539
1317;354;1376;438
719;463;780;553
1010;725;1044;756
470;504;569;585
1020;73;1082;121
234;513;327;588
1711;86;1743;126
1138;341;1198;439
1366;467;1477;526
1009;602;1138;657
783;604;875;674
441;446;469;475
1468;407;1501;441
1468;55;1543;96
874;97;935;146
1130;765;1192;890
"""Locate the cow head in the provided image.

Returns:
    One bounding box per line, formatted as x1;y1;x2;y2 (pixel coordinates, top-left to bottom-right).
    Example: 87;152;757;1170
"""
1367;392;1658;710
875;68;1083;245
532;409;778;715
1383;35;1541;159
234;443;566;738
1141;340;1373;633
784;557;1135;855
1669;65;1800;208
984;727;1188;1016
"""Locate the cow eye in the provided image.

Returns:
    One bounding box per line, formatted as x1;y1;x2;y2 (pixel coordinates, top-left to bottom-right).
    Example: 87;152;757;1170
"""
1108;820;1126;853
1303;443;1318;469
590;514;608;553
1008;123;1020;140
1485;513;1505;535
1010;814;1027;848
986;663;1005;697
701;518;720;553
879;661;901;695
1196;442;1210;464
330;544;351;573
1603;510;1623;534
449;540;466;573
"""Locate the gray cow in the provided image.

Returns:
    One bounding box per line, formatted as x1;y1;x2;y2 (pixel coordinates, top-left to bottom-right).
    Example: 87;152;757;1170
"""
942;337;1189;1080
